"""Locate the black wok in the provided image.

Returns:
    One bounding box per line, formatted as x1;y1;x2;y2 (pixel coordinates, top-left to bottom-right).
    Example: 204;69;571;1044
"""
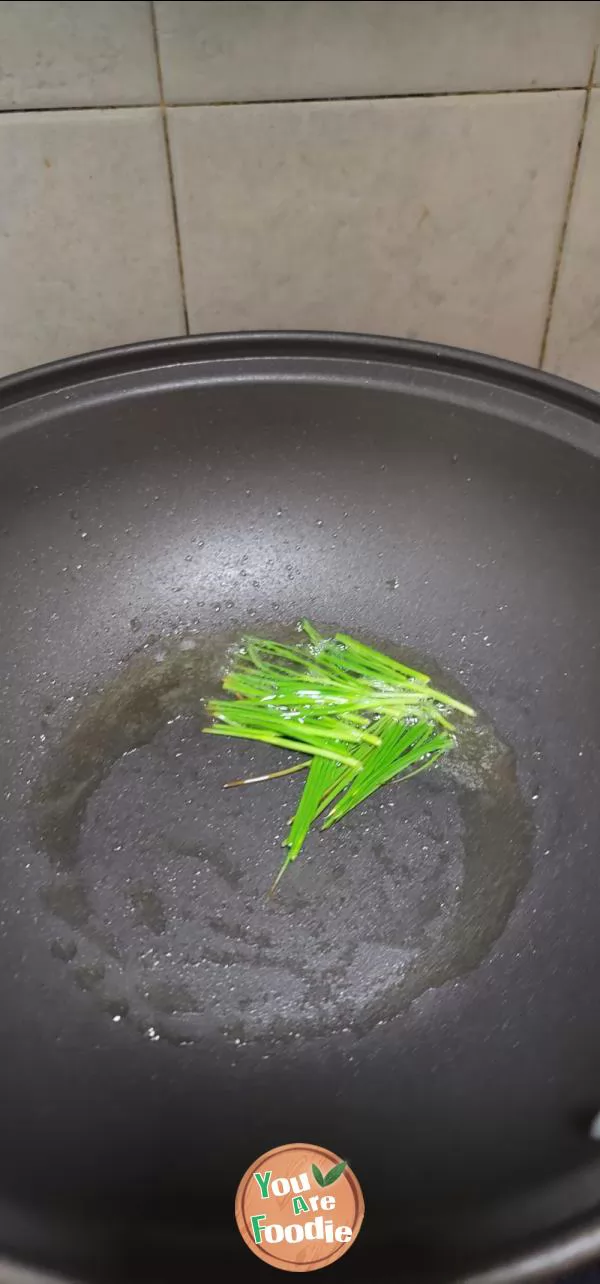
0;332;599;1283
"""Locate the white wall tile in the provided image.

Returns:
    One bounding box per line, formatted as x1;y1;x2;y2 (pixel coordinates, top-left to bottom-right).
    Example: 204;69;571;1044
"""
0;110;184;375
0;1;158;108
544;90;600;390
169;93;582;365
156;1;599;103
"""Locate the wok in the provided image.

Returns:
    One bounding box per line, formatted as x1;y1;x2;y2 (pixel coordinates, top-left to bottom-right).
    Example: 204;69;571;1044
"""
0;332;599;1283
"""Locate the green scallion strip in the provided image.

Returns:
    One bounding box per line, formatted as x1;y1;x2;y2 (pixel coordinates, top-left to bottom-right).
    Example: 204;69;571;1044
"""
205;620;475;888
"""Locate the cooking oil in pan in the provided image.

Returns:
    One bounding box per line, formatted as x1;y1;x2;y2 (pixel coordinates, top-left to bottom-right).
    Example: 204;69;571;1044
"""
33;626;534;1047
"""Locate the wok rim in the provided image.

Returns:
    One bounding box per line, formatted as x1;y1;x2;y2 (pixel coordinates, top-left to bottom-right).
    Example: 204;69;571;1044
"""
1;329;600;428
1;329;599;1284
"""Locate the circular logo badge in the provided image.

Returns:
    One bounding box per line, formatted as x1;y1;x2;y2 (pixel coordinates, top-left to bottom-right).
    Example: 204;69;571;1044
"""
235;1142;364;1272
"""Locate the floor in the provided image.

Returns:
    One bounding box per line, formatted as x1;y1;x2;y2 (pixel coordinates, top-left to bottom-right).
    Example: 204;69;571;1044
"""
0;1;599;388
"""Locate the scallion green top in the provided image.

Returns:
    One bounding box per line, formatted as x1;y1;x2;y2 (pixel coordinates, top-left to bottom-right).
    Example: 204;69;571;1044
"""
205;620;475;891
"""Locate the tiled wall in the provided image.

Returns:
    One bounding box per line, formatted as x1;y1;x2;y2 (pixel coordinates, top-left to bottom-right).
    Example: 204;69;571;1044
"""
0;0;599;387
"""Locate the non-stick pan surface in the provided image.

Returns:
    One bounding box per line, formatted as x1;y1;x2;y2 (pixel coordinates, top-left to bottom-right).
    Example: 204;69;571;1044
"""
1;333;600;1283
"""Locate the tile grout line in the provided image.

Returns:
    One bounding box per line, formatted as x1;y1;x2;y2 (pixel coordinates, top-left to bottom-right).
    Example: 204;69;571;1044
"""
149;80;596;107
150;0;190;335
0;83;594;115
538;48;597;369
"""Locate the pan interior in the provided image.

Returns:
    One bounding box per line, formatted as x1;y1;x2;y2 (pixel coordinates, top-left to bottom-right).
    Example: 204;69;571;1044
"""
1;339;599;1280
